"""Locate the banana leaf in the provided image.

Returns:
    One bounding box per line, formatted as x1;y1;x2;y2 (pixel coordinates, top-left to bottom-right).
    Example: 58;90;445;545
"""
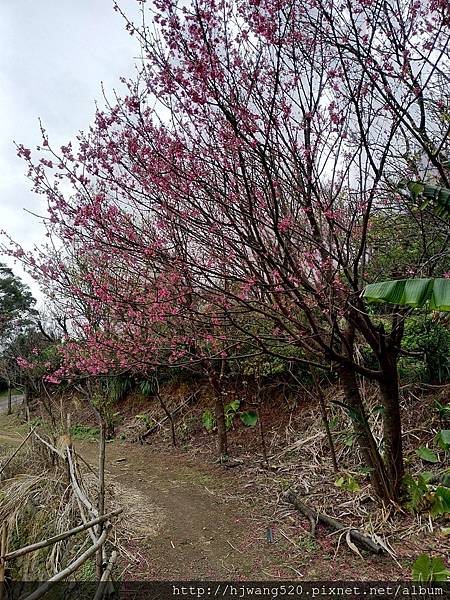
363;278;450;312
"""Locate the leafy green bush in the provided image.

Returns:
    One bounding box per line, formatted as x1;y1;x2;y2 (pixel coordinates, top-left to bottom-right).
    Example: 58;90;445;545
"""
136;414;155;429
403;472;450;516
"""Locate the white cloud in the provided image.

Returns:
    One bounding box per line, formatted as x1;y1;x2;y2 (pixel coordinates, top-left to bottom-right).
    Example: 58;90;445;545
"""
0;0;140;304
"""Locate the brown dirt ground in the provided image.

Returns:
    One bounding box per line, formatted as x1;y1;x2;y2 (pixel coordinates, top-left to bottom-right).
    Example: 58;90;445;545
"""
2;385;449;582
77;438;410;581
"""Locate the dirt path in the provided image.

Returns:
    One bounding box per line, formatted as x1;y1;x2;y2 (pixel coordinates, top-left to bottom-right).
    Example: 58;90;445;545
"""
78;440;285;580
1;414;410;581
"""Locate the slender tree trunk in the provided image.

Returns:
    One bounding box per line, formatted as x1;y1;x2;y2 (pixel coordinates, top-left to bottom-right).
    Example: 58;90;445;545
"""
7;382;11;416
96;419;106;580
379;354;404;499
317;391;339;473
308;363;339;473
23;385;30;422
340;366;392;501
157;392;176;447
207;370;228;459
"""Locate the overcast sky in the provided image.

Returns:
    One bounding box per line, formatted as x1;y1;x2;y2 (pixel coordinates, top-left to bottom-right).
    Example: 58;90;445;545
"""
0;0;140;302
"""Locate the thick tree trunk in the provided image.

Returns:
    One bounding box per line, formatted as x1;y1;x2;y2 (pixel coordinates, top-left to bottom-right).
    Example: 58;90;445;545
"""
379;355;404;499
340;367;392;501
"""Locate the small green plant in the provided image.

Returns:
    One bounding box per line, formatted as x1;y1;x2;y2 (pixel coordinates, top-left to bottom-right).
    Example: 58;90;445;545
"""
297;533;318;553
202;409;215;432
412;554;450;582
224;399;241;430
403;473;450;516
416;447;439;463
435;400;450;421
435;429;450;451
240;410;258;427
334;473;360;492
441;469;450;487
431;486;450;517
403;473;434;513
342;431;357;447
136;414;155;429
202;401;258;432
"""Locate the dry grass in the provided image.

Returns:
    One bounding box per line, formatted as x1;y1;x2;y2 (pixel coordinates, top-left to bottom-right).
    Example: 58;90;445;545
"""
0;429;128;581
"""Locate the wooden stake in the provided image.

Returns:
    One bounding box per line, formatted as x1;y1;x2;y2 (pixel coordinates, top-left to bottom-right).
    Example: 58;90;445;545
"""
93;550;118;600
96;419;106;580
0;522;8;600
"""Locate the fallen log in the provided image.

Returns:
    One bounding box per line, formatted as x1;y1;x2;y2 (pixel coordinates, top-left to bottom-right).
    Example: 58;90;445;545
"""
285;491;384;554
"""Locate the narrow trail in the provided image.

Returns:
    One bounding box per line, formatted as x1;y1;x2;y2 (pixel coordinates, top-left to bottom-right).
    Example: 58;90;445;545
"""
0;416;289;579
1;415;407;580
78;440;284;580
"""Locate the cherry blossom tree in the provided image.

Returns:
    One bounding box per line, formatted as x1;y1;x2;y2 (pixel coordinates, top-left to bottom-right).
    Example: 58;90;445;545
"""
5;0;450;500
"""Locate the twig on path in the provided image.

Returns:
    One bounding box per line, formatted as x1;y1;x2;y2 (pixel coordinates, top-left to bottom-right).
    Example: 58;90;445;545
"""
286;565;303;577
278;528;300;549
226;540;243;554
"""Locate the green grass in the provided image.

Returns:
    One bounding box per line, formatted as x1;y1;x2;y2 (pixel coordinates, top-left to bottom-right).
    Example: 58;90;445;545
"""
70;424;100;441
76;557;96;581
